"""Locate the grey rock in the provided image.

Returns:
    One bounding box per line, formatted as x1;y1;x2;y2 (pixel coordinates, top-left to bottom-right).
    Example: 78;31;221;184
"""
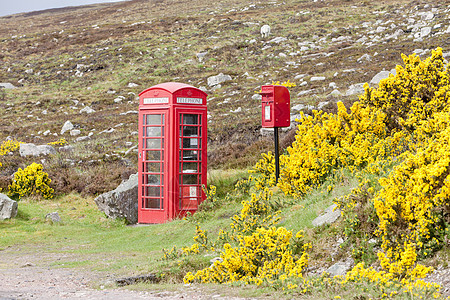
357;53;371;63
207;73;232;87
421;27;432;37
46;212;62;223
0;83;16;89
346;83;365;96
310;76;326;81
210;257;223;265
61;121;74;135
58;145;74;152
196;51;208;62
329;89;342;97
0;193;18;220
292;103;314;111
326;258;354;277
70;129;81;136
127;83;138;88
370;70;394;86
251;93;261;100
75;136;90;142
94;173;138;224
312;204;341;227
268;37;287;44
19;143;56;157
318;101;329;110
80;106;95;114
420;11;434;21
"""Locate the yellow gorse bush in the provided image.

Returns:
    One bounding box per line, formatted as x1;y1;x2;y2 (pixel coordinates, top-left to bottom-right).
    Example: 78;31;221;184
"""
247;48;448;297
0;139;22;156
177;49;448;298
48;138;68;146
184;227;310;286
8;162;54;200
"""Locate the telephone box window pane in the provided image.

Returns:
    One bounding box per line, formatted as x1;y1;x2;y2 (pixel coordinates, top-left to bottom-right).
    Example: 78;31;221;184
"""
146;198;160;209
146;127;161;137
146;150;161;161
182;174;198;184
146;139;161;149
146;162;160;173
146;115;161;125
183;138;198;149
183;126;198;137
183;114;199;125
181;150;198;161
146;186;160;197
147;174;160;185
182;162;198;173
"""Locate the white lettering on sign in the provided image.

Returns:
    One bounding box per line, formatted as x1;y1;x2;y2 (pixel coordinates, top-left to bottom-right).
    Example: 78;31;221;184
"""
177;97;203;104
143;97;169;104
265;105;271;121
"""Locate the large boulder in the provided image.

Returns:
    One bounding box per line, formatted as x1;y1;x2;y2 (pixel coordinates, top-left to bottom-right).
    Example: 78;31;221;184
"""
94;173;138;224
19;143;56;157
0;193;18;220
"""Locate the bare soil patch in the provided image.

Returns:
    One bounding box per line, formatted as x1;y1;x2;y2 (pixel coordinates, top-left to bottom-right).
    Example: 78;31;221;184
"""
0;245;246;300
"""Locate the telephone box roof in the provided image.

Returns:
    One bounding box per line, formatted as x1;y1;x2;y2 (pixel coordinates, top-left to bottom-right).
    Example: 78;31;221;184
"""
139;82;207;97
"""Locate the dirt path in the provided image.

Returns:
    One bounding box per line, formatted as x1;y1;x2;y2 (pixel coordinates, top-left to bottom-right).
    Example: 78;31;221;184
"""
0;246;243;300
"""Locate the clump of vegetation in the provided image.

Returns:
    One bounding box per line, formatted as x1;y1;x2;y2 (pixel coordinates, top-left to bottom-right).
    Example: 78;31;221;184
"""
8;162;54;200
175;49;449;298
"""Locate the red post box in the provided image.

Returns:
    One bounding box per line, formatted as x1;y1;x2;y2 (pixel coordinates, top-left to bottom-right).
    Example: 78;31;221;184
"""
260;85;290;128
138;82;208;223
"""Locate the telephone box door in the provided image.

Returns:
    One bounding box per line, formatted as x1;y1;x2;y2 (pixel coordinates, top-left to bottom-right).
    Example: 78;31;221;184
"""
176;110;207;215
138;111;169;223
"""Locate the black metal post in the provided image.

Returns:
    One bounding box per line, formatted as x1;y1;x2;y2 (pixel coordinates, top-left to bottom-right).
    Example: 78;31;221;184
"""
274;127;280;184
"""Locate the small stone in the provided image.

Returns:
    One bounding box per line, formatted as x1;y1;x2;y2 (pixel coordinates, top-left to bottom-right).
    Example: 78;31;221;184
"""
70;129;81;136
61;121;74;135
46;212;62;223
80;106;95;114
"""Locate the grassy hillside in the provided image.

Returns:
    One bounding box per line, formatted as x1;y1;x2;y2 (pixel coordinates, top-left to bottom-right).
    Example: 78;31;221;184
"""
1;1;450;298
1;0;449;195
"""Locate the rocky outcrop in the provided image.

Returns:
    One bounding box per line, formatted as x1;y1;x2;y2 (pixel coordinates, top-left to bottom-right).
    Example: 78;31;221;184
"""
0;193;18;220
19;143;56;157
94;173;138;224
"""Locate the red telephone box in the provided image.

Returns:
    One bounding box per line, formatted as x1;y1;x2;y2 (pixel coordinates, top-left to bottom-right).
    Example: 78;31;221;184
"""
138;82;208;223
260;85;290;128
